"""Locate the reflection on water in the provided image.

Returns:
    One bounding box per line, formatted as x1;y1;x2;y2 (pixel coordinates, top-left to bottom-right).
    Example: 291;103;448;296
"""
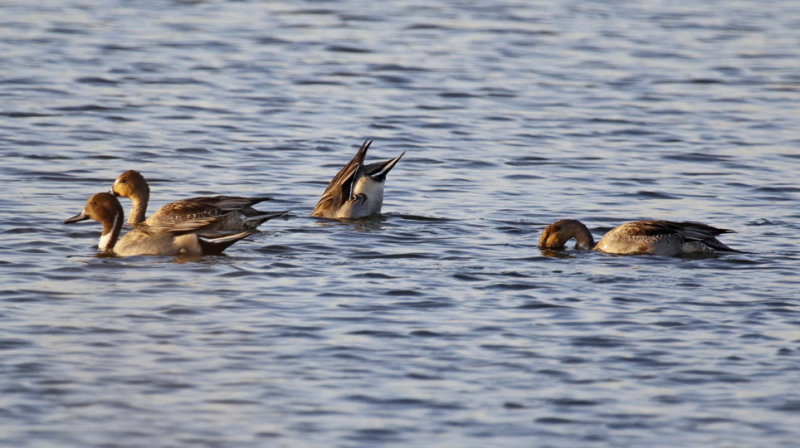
2;0;800;446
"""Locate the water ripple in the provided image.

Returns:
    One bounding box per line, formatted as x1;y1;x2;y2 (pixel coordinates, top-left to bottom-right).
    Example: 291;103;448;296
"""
1;1;799;447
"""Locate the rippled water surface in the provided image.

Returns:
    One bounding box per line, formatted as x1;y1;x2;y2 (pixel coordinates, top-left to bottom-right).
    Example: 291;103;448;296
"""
2;1;800;446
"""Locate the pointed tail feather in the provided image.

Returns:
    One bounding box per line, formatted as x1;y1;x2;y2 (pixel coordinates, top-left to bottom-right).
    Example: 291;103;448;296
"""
370;151;405;182
679;222;734;240
197;230;253;255
201;195;273;211
247;196;273;205
703;237;741;253
242;210;289;228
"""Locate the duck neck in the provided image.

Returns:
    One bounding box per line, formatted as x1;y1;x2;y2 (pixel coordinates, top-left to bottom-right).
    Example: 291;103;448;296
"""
572;225;595;250
99;211;123;252
127;187;149;225
540;219;596;250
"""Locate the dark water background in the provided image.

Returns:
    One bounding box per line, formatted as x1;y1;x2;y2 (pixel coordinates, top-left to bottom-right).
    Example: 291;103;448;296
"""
2;1;799;446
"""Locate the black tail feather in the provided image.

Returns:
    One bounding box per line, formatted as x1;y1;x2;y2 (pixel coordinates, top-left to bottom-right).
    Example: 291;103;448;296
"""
197;231;253;255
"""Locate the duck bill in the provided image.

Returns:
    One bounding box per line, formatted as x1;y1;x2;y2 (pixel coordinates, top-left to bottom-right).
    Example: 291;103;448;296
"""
64;211;89;224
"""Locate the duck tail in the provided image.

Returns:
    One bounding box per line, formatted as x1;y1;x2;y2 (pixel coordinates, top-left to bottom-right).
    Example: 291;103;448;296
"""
244;196;273;207
198;230;254;255
704;237;742;253
243;210;289;229
370;151;405;181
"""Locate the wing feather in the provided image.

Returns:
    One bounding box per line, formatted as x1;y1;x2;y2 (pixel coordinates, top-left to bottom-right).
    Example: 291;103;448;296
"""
312;139;372;217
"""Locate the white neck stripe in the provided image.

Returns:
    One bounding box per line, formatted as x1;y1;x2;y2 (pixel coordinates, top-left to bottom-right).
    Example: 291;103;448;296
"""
98;213;119;251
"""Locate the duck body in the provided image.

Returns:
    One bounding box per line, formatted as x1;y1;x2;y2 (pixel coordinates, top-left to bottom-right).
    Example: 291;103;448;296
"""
111;170;281;231
595;220;736;255
312;138;404;219
65;192;253;257
143;195;282;230
112;226;249;257
540;219;738;256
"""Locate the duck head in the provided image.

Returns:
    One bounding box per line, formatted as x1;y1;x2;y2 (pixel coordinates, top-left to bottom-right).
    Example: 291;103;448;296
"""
65;192;124;252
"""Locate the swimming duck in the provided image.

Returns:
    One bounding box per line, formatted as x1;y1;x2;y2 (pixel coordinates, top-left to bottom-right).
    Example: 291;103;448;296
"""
111;170;281;231
64;192;257;257
539;219;738;256
312;138;404;219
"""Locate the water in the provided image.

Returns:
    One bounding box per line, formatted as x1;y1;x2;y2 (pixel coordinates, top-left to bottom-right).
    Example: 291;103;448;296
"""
2;0;799;446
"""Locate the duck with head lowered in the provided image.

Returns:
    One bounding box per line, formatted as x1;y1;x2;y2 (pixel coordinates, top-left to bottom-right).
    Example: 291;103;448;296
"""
539;219;739;256
312;138;404;219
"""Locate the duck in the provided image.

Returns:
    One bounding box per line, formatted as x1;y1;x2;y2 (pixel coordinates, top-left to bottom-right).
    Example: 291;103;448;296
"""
111;170;282;231
538;219;739;256
64;192;259;257
312;138;404;219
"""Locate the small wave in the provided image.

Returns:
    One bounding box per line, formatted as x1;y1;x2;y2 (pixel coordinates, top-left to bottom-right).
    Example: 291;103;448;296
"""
662;152;730;162
75;77;119;85
325;45;373;53
633;190;680;199
1;112;56;118
570;336;628;348
52;104;122;112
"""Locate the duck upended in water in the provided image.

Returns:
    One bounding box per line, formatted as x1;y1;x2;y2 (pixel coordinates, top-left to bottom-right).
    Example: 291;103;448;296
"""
111;170;284;231
312;138;404;219
539;219;738;256
64;192;256;257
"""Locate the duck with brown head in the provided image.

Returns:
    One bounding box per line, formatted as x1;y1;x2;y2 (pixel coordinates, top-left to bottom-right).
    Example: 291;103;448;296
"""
111;170;285;231
65;192;254;257
538;219;595;250
539;219;738;256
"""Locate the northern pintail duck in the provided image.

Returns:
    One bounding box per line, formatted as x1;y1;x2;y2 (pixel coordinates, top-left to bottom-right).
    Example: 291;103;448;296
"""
65;192;258;257
111;170;283;231
539;219;738;256
312;138;404;219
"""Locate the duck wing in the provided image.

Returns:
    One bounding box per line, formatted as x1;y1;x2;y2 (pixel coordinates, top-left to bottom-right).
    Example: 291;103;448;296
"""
634;220;738;252
617;220;731;239
138;214;228;236
312;138;371;217
179;195;272;212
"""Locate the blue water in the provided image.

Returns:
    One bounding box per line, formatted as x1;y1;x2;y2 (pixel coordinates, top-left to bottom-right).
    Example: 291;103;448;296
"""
2;1;800;446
